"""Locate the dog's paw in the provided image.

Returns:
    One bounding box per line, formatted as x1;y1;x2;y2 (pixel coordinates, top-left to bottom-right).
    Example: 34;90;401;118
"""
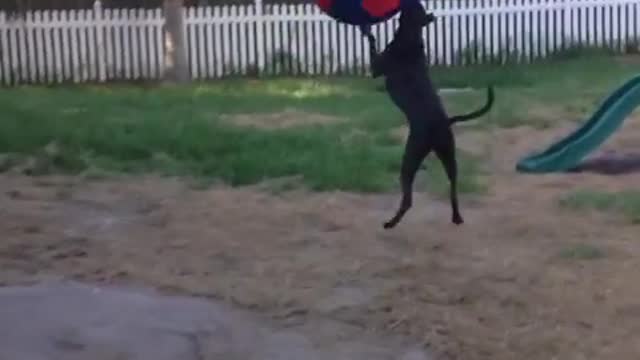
383;221;396;229
452;216;464;225
359;24;373;37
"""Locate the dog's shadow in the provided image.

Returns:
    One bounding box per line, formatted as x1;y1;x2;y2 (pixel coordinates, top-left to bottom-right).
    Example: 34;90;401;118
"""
569;151;640;175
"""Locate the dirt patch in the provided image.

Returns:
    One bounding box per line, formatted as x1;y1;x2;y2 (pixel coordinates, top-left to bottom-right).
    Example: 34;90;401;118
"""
389;126;407;143
390;126;490;156
3;121;640;360
220;108;343;130
616;54;640;65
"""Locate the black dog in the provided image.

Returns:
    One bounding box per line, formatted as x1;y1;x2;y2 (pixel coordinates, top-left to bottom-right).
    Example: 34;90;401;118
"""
361;3;494;229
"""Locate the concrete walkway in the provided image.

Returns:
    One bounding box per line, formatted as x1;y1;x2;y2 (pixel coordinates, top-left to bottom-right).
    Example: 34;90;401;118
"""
0;281;431;360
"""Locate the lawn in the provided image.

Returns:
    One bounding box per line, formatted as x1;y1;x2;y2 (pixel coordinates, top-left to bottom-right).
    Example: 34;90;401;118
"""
0;54;637;194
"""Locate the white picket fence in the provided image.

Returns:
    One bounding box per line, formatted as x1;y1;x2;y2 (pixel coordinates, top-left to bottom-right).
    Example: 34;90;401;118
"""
0;0;639;84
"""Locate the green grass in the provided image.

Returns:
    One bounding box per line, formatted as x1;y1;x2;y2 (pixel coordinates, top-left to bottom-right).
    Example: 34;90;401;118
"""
558;243;606;260
435;55;639;129
558;189;640;223
0;83;485;193
0;55;636;192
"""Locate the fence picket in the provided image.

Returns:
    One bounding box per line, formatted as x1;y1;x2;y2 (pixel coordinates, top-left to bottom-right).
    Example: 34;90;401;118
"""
311;7;320;75
633;1;636;46
139;8;149;79
239;5;248;75
131;9;139;79
103;8;112;79
186;7;195;78
154;8;163;79
222;5;231;75
122;9;130;79
195;6;204;79
87;7;95;81
620;0;626;50
0;12;8;85
10;23;19;84
213;6;221;77
320;11;329;74
128;8;136;79
303;4;312;74
114;9;122;79
234;4;242;74
26;12;36;83
58;11;68;81
42;11;53;83
78;9;86;81
509;0;517;61
34;11;44;82
94;5;104;81
76;9;86;81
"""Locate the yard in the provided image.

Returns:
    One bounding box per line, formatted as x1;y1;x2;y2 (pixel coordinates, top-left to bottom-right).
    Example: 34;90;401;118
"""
3;54;640;359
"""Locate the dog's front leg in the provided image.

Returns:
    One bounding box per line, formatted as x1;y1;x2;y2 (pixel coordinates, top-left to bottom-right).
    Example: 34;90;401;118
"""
360;25;384;78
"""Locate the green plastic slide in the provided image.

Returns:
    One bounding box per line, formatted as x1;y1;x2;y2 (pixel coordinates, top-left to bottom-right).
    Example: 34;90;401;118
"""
516;75;640;173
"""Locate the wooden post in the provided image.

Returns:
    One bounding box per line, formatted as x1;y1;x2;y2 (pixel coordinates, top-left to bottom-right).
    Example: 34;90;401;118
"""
255;0;265;75
94;0;107;82
163;0;189;83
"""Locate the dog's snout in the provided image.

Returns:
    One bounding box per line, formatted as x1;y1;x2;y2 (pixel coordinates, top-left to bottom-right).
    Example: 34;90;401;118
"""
425;13;436;23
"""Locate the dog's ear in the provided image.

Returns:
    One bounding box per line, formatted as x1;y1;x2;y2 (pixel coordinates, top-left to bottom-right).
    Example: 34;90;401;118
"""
414;6;434;27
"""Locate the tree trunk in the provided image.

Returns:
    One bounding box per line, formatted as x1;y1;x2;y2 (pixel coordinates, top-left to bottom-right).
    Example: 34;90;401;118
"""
163;0;189;83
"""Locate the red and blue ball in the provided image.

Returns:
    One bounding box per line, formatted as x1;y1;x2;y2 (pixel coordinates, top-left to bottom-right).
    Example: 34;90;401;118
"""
316;0;416;26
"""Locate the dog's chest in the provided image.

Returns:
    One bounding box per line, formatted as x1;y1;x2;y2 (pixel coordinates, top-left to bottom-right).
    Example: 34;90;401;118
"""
385;73;446;121
385;71;427;101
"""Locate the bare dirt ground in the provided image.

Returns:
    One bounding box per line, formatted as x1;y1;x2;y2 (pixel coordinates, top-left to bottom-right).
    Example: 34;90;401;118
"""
220;108;344;130
3;117;640;360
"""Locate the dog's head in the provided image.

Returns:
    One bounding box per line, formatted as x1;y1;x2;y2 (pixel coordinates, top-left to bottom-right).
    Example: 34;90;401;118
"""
384;1;434;62
391;2;433;54
398;2;435;29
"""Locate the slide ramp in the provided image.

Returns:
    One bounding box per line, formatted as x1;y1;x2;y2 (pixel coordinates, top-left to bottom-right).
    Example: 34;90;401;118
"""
516;75;640;173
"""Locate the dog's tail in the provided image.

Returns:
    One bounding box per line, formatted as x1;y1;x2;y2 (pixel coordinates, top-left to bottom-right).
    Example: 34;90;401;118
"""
449;86;495;124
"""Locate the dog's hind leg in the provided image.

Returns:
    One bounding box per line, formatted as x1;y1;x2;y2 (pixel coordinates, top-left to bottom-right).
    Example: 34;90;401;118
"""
384;133;431;229
434;131;464;225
